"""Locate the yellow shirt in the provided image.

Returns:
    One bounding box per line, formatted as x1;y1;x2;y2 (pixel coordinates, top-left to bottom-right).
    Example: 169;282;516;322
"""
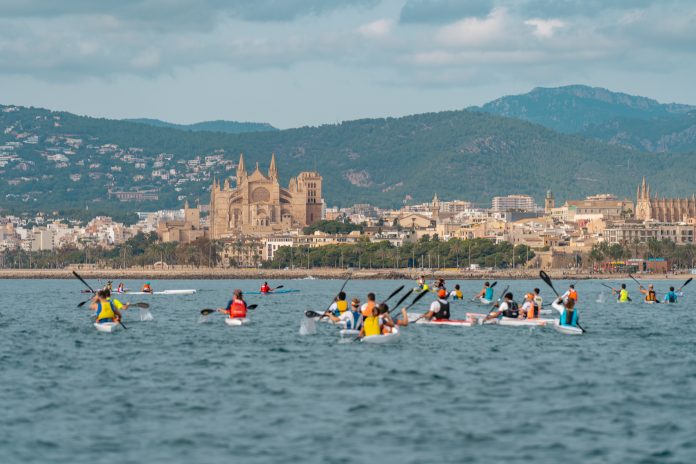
363;316;381;337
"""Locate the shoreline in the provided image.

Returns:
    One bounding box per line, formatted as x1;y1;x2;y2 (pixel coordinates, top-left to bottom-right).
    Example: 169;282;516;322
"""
0;268;690;281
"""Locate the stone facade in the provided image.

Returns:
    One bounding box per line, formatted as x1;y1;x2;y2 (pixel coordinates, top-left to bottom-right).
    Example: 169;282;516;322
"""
636;178;696;222
210;154;323;239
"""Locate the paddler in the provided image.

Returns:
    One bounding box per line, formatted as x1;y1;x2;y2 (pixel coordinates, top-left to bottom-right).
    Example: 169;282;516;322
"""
421;289;450;321
260;281;271;293
639;283;659;303
327;297;363;330
329;291;349;316
218;289;248;319
417;276;429;292
664;286;678;303
474;282;494;302
116;282;126;293
104;288;130;313
449;284;463;300
612;283;632;302
104;280;113;292
91;290;123;325
142;282;153;293
484;292;519;322
533;288;543;308
552;296;579;327
359;305;382;338
361;292;377;317
521;293;539;319
377;303;409;332
433;278;446;290
561;284;578;303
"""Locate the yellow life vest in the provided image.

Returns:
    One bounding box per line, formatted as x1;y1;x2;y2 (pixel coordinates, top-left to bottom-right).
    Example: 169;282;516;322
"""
455;290;463;299
646;290;656;302
619;289;629;302
363;316;381;337
96;301;115;321
422;284;429;291
109;298;124;310
336;300;348;313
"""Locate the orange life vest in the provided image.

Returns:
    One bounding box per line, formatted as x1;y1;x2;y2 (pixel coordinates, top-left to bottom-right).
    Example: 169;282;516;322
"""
362;301;376;317
568;289;578;301
229;300;247;318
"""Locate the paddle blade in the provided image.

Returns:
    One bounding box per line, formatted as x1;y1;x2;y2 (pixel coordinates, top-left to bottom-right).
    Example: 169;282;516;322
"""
539;271;558;296
490;281;498;288
681;278;693;289
247;304;258;310
393;290;414;310
304;310;322;318
134;302;150;309
200;309;216;315
407;289;430;308
382;285;405;304
72;271;95;293
274;285;284;290
77;299;91;308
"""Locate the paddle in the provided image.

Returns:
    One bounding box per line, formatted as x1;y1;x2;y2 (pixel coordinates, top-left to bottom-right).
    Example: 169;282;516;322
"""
355;291;430;341
201;304;258;316
481;285;509;323
316;274;353;322
540;271;585;333
132;302;150;309
678;277;693;292
628;273;643;288
381;285;405;305
270;285;285;292
408;290;448;324
600;283;617;291
471;281;498;301
388;290;415;316
74;271;97;307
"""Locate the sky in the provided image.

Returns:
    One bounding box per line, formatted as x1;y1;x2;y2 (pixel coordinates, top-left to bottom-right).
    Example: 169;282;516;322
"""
1;0;695;129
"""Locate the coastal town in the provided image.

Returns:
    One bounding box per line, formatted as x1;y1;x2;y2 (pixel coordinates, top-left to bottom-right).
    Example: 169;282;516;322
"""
2;151;694;275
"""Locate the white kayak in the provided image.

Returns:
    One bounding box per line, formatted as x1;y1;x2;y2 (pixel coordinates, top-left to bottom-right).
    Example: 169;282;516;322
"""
416;318;474;327
497;317;553;327
339;329;361;339
119;289;197;295
94;322;121;333
553;320;584;335
361;328;400;344
224;317;250;326
478;298;492;305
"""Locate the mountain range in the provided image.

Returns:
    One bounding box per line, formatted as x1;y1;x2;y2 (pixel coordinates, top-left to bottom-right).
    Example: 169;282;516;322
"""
124;118;277;134
1;85;695;217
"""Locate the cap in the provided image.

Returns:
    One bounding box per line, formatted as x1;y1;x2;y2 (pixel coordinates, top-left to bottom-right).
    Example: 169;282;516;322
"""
438;289;447;298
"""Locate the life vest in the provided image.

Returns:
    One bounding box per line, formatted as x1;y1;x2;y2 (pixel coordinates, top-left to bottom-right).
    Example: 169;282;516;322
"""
666;291;677;303
619;289;629;302
336;300;348;314
527;302;539;319
96;301;115;321
260;284;271;293
362;301;376;317
484;287;494;300
421;284;429;292
433;299;450;320
646;290;656;302
363;315;381;337
142;284;152;292
502;301;519;318
228;299;247;319
454;290;463;300
108;298;124;311
568;289;578;301
534;295;543;307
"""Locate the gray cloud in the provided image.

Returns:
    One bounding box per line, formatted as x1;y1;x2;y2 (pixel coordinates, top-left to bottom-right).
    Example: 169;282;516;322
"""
399;0;494;23
511;0;680;18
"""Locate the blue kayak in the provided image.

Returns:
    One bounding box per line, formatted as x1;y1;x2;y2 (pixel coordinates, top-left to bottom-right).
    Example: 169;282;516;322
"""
245;289;301;295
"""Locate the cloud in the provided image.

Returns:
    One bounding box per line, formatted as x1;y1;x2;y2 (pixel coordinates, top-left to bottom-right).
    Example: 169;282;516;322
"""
524;18;565;38
357;19;393;38
436;8;508;47
399;0;494;24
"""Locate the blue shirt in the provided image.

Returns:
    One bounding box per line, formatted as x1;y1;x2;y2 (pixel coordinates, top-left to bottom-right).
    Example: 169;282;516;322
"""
664;291;678;303
484;287;494;300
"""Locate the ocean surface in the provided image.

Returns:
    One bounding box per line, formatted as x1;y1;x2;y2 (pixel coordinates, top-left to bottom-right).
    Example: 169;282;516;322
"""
1;277;695;464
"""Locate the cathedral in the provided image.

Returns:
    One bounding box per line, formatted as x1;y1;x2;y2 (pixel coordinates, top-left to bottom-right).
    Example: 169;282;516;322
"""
209;154;323;238
636;178;696;222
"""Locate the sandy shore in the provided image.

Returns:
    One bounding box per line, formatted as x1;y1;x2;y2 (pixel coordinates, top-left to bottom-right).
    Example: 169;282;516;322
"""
0;267;691;280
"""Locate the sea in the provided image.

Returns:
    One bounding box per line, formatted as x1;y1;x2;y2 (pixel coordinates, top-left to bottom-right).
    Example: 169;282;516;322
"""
1;278;695;464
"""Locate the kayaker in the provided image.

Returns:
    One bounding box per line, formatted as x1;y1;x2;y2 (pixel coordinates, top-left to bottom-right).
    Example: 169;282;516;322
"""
327;297;363;330
218;289;248;319
377;303;409;331
116;282;126;293
433;278;446;290
417;276;429;292
422;289;450;321
533;288;543;308
260;281;271;293
359;305;382;338
329;291;349;316
91;290;123;325
639;284;659;303
104;288;130;313
552;296;579;327
612;283;631;302
664;287;678;303
142;282;153;293
562;284;578;303
449;284;463;300
521;293;539;319
361;292;377;317
474;282;494;302
104;280;113;292
484;292;519;322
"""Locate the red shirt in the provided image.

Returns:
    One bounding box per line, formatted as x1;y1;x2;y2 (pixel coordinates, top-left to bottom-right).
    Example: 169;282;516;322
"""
260;284;271;293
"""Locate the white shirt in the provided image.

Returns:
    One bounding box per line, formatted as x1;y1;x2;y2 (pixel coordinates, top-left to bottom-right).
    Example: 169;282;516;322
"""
429;299;447;314
339;311;362;330
522;301;533;312
498;301;511;312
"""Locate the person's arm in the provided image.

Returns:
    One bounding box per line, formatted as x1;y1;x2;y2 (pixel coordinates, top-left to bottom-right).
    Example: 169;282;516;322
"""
551;298;564;314
218;300;233;314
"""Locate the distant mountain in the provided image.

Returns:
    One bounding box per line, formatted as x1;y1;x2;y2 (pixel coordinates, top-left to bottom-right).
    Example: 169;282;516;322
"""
474;85;696;153
125;118;277;134
2;103;695;217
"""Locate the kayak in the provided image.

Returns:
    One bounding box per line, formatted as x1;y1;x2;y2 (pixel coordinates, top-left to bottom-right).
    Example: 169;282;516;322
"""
339;329;360;339
478;298;492;305
361;328;400;344
94;322;121;333
245;289;300;295
224;317;250;326
497;317;552;327
120;289;197;295
553;321;583;335
416;318;474;327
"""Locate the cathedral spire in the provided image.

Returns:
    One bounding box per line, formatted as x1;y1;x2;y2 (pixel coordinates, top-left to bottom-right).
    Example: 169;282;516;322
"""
236;153;247;185
269;153;278;180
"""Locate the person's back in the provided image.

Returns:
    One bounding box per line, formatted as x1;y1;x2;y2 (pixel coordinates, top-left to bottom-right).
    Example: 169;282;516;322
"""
361;293;376;317
260;282;271;293
93;291;117;323
664;287;678;303
484;286;494;301
362;307;381;337
533;288;543;308
553;298;578;327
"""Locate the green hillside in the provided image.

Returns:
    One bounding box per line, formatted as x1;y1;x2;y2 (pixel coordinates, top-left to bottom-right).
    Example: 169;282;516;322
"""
1;103;694;215
125;118;277;134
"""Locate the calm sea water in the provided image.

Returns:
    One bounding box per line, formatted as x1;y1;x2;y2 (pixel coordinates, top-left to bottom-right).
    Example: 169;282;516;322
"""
1;277;695;464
